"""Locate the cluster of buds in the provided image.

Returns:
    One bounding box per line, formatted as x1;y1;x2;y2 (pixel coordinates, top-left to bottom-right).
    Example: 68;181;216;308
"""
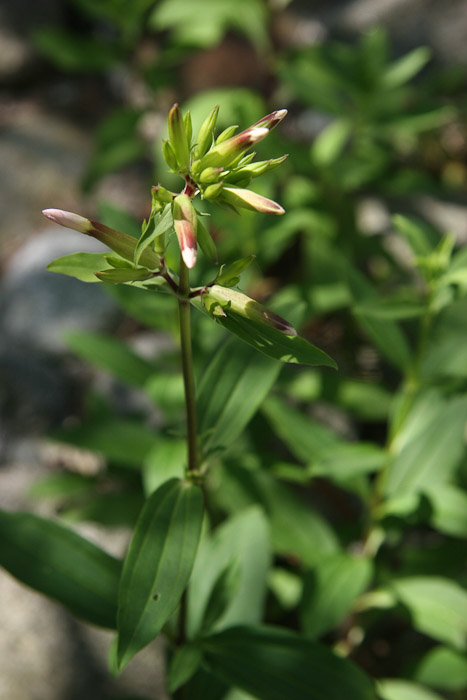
43;104;288;289
159;104;287;267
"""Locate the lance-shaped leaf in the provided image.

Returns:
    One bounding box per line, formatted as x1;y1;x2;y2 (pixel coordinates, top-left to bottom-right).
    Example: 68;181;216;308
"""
135;203;173;266
0;510;120;628
201;625;377;700
196;291;336;367
216;256;255;287
95;267;155;284
42;209;161;270
221;187;285;215
47;252;111;282
117;478;204;670
173;194;198;268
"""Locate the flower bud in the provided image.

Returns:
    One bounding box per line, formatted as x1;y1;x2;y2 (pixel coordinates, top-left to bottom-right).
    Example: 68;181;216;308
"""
198;127;269;170
204;285;297;335
167;103;190;172
183;110;192;146
162;139;179;171
193;105;219;160
202;182;224;201
43;208;160;270
250;108;288;131
151;184;174;206
199;167;224;184
172;194;198;269
221;187;285;215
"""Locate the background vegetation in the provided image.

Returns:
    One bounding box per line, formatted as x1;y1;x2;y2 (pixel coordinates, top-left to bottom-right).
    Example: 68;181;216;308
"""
1;1;467;698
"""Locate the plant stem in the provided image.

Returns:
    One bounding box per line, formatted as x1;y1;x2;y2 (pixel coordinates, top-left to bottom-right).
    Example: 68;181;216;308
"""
178;255;198;474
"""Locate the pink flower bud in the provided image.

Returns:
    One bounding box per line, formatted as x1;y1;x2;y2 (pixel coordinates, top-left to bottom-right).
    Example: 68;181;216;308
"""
43;208;160;269
250;109;288;131
222;188;285;215
198;127;268;170
42;209;91;234
173;194;198;269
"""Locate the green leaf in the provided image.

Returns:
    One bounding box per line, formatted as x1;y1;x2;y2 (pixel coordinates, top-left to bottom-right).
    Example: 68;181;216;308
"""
423;484;467;537
346;266;411;371
195;298;336;367
145;373;185;421
217;465;339;566
413;645;467;691
382;47;431;89
262;395;341;463
354;298;426;320
392;215;436;257
309;442;388;482
117;478;204;669
150;0;269;51
52;417;156;468
66;331;156;388
311;119;351;167
197;338;282;453
216;255;256;287
377;679;443;700
95;267;154;283
169;644;203;693
384;392;467;496
135;204;173;266
300;553;373;639
188;507;270;638
201;625;377;700
199;560;241;634
142;438;186;496
0;510;120;628
35;28;118;71
390;577;467;650
47;252;111;282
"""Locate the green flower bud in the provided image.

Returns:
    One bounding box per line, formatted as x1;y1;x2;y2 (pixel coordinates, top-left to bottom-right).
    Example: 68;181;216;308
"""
43;209;160;269
183;110;193;147
173;194;198;269
202;182;224;200
193;105;219;160
221;187;285;215
167;103;190;172
151;184;174;205
199;167;224;184
204;285;297;335
198;127;268;171
162;139;179;171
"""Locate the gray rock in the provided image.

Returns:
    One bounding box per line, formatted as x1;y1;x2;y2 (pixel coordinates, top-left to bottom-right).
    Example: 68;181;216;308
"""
0;227;118;353
0;227;119;443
